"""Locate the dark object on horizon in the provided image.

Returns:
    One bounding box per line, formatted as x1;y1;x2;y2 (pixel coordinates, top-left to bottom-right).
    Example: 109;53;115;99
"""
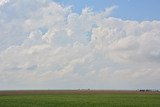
138;89;159;92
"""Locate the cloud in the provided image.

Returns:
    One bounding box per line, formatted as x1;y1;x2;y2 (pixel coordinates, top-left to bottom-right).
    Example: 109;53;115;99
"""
0;0;160;89
103;5;118;17
0;0;9;6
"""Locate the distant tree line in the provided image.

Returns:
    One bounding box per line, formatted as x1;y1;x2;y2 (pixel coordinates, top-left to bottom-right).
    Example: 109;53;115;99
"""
137;89;159;92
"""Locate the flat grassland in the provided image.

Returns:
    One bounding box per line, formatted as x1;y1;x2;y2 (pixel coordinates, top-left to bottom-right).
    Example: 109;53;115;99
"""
0;90;160;107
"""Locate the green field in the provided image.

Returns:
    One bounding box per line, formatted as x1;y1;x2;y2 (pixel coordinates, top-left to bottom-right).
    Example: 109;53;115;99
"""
0;94;160;107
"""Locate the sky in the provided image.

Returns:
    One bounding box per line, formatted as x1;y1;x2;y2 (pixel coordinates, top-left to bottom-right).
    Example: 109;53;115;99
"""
0;0;160;90
54;0;160;21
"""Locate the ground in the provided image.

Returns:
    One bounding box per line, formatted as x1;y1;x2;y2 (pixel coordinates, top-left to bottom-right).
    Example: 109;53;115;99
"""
0;90;160;107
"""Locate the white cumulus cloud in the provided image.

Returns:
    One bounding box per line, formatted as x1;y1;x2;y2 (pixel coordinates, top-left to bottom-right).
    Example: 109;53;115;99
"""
0;0;160;90
0;0;9;6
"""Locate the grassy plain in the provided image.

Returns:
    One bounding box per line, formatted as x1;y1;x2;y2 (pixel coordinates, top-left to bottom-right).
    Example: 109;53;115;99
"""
0;90;160;107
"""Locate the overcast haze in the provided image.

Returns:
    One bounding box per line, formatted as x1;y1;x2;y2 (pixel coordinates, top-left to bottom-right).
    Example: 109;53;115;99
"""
0;0;160;90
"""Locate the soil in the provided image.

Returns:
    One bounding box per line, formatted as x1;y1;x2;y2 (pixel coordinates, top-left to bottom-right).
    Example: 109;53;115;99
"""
0;90;160;95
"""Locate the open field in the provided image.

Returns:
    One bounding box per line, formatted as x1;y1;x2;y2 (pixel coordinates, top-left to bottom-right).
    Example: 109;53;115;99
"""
0;90;160;107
